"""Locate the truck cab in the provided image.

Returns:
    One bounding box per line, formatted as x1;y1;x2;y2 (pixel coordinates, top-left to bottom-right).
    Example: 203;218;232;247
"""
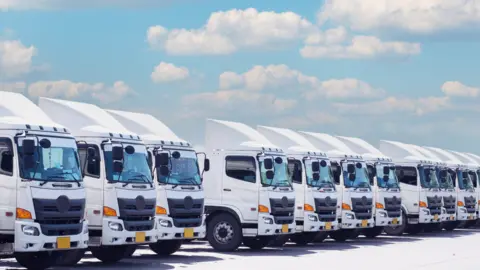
106;109;207;255
380;140;443;235
257;126;338;245
38;98;157;265
336;136;402;238
0;91;88;270
300;132;374;241
202;119;295;251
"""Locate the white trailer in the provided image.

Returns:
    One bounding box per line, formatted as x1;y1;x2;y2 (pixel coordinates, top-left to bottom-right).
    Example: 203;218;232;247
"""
0;91;88;269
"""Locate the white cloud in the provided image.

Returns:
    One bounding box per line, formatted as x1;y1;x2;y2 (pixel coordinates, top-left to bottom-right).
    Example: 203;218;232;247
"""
1;0;178;10
0;40;36;78
318;0;480;33
28;80;132;103
0;81;26;92
441;81;479;97
306;78;386;99
304;26;348;45
147;8;315;55
151;62;189;83
301;35;421;59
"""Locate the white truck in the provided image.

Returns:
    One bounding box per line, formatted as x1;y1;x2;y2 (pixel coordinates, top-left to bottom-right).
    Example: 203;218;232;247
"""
202;119;295;251
335;136;402;238
299;132;374;241
0;91;88;269
38;98;157;264
257;126;339;245
379;141;443;235
106;109;207;255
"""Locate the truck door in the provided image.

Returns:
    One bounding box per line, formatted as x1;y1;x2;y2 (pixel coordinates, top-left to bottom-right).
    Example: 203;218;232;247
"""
0;137;16;232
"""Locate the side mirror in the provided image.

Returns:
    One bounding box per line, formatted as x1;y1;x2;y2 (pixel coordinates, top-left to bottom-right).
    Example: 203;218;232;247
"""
204;159;210;172
172;151;181;159
155;153;169;167
159;166;170;176
125;145;135;155
439;170;447;178
383;175;389;182
313;172;320;181
22;139;36;156
312;161;320;172
274;157;283;164
113;160;123;173
264;158;273;170
39;138;51;149
383;166;390;175
347;164;355;174
23;156;35;169
87;147;96;158
320;160;327;167
112;146;124;161
356;162;363;169
462;171;468;178
266;170;274;180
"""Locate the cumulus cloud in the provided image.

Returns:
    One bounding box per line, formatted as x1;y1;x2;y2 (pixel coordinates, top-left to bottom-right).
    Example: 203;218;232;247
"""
28;80;132;103
0;40;36;78
0;81;26;92
147;8;315;55
317;0;480;33
441;81;479;97
151;62;189;83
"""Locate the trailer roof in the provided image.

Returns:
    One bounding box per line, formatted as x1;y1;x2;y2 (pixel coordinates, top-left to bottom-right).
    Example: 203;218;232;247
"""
336;136;391;161
299;131;362;159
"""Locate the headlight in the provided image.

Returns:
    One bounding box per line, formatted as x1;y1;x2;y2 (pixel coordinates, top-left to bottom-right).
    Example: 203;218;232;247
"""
108;222;123;231
379;212;387;218
345;213;354;220
262;217;273;224
21;225;40;236
308;214;318;222
460;208;467;213
159;219;173;227
422;209;430;215
442;208;446;214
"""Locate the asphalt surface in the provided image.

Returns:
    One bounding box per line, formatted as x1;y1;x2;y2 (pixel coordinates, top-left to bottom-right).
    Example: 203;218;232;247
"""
1;229;479;270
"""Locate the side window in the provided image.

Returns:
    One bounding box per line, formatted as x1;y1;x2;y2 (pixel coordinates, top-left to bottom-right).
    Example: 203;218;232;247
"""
225;156;256;183
366;164;375;185
0;138;13;176
77;144;101;178
331;162;341;185
469;171;477;188
396;166;417;186
287;159;302;184
147;151;153;172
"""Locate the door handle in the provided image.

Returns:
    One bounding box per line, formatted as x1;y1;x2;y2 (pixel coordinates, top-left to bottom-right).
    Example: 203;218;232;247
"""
223;188;231;192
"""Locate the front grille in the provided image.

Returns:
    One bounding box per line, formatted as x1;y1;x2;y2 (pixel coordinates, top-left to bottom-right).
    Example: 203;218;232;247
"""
269;197;295;224
33;198;85;236
426;196;442;215
464;196;476;214
314;197;337;222
443;196;456;214
117;197;155;231
167;197;204;228
384;196;402;218
351;197;373;220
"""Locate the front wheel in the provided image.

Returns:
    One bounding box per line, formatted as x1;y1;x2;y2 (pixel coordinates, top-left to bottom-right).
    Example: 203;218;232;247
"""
207;213;242;252
312;231;328;243
55;249;85;266
363;227;384;238
149;240;182;256
442;221;459;231
384;212;407;236
405;224;423;235
90;245;128;264
123;245;137;257
268;235;289;247
243;236;273;250
290;232;317;246
15;251;57;270
329;230;355;242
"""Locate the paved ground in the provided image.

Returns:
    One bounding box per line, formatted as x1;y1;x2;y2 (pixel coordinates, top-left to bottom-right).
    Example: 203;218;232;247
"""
1;229;479;269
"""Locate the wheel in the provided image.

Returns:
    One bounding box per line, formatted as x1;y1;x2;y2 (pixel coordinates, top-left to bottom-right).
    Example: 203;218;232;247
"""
15;251;57;270
329;230;354;242
405;224;423;235
123;245;137;257
290;232;316;246
55;249;86;266
242;236;272;250
207;213;242;252
90;245;128;264
464;220;477;228
384;211;407;236
350;229;361;239
268;235;290;247
312;231;328;243
442;221;458;231
423;223;441;233
149;240;182;256
363;227;384;238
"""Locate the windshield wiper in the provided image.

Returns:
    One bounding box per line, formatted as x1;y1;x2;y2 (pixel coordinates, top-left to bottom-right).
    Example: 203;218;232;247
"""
124;173;153;188
354;182;370;191
179;177;201;188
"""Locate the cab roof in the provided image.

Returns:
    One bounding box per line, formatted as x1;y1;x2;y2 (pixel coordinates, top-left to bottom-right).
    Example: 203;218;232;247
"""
299;131;363;160
336;136;391;162
379;140;438;164
424;146;465;168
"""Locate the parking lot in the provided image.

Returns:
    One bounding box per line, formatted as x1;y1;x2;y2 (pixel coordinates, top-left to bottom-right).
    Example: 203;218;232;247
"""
1;229;478;270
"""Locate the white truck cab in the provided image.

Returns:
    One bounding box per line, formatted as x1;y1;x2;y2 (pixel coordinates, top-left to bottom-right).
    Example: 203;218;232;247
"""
0;91;88;270
380;140;443;235
202;119;295;251
336;136;402;238
300;132;374;241
38;98;157;264
106;109;207;255
257;126;338;245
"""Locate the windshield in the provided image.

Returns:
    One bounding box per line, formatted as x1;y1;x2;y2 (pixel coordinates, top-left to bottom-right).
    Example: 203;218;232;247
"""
457;170;473;190
419;166;439;188
342;161;370;189
104;144;152;183
375;163;400;188
158;150;201;186
260;156;291;187
17;136;82;182
305;159;335;189
437;168;454;189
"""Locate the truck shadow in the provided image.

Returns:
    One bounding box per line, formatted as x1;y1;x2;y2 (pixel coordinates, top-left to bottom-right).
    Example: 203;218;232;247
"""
408;229;477;239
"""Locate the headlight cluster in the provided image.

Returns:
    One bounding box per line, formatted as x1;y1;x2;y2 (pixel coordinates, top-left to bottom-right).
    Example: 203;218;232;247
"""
262;217;273;224
21;225;40;236
108;222;123;231
159;219;173;227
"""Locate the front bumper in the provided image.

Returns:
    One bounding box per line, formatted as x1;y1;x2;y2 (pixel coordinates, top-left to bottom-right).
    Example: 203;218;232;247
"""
375;210;402;227
419;208;441;223
457;207;477;221
100;217;156;246
257;214;295;236
14;220;89;252
297;212;339;232
339;211;374;229
441;208;456;222
155;215;206;240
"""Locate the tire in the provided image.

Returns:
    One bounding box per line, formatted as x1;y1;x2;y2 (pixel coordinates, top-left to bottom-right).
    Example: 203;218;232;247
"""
350;229;361;239
423;223;441;233
290;232;316;246
405;224;423;235
464;220;477;228
15;251;57;270
442;221;458;231
90;245;128;264
268;235;290;247
312;231;328;243
363;227;384;238
207;213;242;252
149;240;182;256
329;229;354;242
124;245;137;257
384;211;407;236
243;236;272;250
55;249;86;266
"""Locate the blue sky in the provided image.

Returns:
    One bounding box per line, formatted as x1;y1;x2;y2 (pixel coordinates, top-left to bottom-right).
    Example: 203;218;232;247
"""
1;0;480;153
